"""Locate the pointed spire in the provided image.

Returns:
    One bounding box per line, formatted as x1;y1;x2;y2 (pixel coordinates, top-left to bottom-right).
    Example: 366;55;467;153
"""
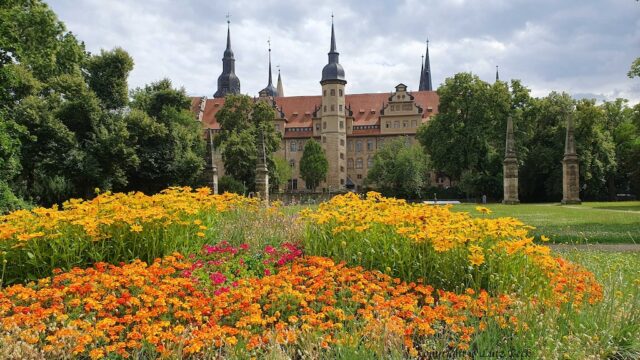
321;14;346;84
495;65;500;82
214;14;240;98
421;39;433;91
419;55;425;91
260;39;277;97
277;67;284;97
505;116;516;158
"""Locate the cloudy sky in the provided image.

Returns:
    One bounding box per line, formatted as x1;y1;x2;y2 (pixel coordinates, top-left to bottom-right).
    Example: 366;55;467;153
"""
47;0;640;103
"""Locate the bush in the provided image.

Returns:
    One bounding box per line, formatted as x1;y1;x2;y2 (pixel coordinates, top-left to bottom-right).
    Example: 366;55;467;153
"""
219;175;247;195
0;181;28;214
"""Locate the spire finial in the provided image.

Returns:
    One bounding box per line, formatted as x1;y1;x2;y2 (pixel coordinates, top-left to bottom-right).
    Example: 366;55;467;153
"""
225;13;232;51
267;38;273;86
330;14;337;53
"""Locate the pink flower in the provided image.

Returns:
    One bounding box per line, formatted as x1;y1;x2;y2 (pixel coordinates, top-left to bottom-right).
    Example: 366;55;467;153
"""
264;269;271;276
240;243;249;250
209;271;227;285
214;287;230;296
232;281;239;287
264;245;275;255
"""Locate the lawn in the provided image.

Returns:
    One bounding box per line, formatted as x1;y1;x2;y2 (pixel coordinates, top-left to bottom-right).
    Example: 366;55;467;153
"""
450;202;640;244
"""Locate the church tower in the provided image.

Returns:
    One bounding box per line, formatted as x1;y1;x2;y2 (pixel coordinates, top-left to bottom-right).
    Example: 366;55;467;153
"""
214;19;241;98
320;17;347;190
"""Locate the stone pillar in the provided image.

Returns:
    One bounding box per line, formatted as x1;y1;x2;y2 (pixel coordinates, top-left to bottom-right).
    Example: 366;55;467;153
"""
503;116;520;204
562;116;581;205
255;134;269;203
208;129;219;195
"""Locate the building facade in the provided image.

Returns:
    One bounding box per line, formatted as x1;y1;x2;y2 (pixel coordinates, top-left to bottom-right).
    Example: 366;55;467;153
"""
192;20;445;192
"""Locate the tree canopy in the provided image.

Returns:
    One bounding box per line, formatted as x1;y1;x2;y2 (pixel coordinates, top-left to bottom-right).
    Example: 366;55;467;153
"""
299;139;328;191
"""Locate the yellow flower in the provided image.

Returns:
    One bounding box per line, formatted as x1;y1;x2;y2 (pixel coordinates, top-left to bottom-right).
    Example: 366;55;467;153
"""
475;206;492;215
130;224;143;233
468;252;485;266
196;232;205;238
541;235;550;242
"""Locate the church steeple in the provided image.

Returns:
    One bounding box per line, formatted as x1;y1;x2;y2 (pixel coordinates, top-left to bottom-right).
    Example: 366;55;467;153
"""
277;68;284;97
214;17;241;98
321;15;346;84
260;40;277;97
419;40;432;91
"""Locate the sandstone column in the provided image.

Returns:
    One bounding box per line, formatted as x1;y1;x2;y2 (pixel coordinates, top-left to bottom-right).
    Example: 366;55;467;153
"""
209;129;219;194
255;133;269;203
562;116;581;205
503;116;520;204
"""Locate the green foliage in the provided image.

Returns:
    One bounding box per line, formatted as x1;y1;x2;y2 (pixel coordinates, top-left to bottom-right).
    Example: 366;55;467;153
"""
299;139;328;191
365;138;429;199
214;95;281;190
127;79;205;193
272;155;292;193
628;57;640;78
86;47;134;109
219;175;247;195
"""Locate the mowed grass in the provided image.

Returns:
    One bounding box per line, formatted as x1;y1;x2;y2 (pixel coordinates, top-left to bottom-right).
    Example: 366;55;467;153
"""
450;202;640;244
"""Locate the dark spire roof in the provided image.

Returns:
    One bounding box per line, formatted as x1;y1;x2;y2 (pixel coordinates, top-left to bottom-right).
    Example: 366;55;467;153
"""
420;40;433;91
419;55;425;91
277;67;284;97
321;15;346;84
260;40;277;97
214;18;241;98
496;65;500;82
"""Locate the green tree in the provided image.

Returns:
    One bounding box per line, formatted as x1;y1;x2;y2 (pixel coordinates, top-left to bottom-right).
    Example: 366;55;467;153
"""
628;57;640;79
214;95;281;190
366;138;429;199
86;47;134;109
128;79;206;193
299;139;328;191
272;155;292;193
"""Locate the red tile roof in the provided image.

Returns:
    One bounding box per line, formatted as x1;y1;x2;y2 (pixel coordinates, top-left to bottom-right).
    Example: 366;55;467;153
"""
192;91;439;138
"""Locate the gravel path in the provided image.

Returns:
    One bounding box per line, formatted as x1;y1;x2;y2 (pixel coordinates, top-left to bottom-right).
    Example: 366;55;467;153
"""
549;244;640;252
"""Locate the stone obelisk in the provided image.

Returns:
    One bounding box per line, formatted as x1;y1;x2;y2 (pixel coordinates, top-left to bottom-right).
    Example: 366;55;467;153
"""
208;129;219;194
255;132;269;203
561;116;581;205
503;116;520;204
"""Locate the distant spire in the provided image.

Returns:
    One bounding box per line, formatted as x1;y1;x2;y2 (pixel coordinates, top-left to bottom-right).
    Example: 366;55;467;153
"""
260;39;277;97
214;14;241;98
496;65;500;82
330;13;336;53
321;14;346;84
419;55;425;91
420;40;433;91
276;67;284;97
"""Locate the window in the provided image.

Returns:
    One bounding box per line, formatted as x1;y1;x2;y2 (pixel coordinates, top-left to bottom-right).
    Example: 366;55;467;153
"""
339;121;344;129
348;158;354;169
385;122;390;128
367;139;374;151
315;123;320;131
289;159;295;168
330;89;335;96
340;178;344;185
288;179;298;191
290;141;297;152
348;140;353;151
403;121;408;128
394;121;400;128
339;89;343;96
355;141;362;152
340;166;344;172
323;121;327;130
340;153;344;160
340;139;345;146
367;156;373;168
331;105;335;111
356;158;363;169
357;174;362;179
339;105;343;111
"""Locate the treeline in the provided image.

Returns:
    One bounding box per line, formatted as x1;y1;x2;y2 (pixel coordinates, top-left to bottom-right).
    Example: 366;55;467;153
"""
0;0;205;212
416;73;640;202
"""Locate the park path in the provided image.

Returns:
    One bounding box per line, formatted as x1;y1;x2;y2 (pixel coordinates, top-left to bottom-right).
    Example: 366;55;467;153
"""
549;244;640;252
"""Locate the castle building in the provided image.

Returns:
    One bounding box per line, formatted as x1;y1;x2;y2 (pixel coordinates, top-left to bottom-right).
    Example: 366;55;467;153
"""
193;19;444;192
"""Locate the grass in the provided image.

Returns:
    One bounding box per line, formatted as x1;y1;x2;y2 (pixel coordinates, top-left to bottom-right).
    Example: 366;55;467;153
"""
450;202;640;244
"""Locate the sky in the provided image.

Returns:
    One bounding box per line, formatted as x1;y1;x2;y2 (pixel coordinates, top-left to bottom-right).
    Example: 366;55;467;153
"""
46;0;640;103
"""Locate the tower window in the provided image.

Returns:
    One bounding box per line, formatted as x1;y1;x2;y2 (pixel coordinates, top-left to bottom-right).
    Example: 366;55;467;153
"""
340;166;344;172
330;89;335;96
340;179;344;185
340;152;344;159
339;121;344;129
339;105;343;111
340;139;344;146
339;89;343;97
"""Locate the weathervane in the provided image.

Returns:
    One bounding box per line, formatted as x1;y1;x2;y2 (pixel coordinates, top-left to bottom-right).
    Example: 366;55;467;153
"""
226;12;231;24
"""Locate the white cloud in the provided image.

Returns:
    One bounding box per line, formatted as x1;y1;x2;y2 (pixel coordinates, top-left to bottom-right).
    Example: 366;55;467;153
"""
46;0;640;104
